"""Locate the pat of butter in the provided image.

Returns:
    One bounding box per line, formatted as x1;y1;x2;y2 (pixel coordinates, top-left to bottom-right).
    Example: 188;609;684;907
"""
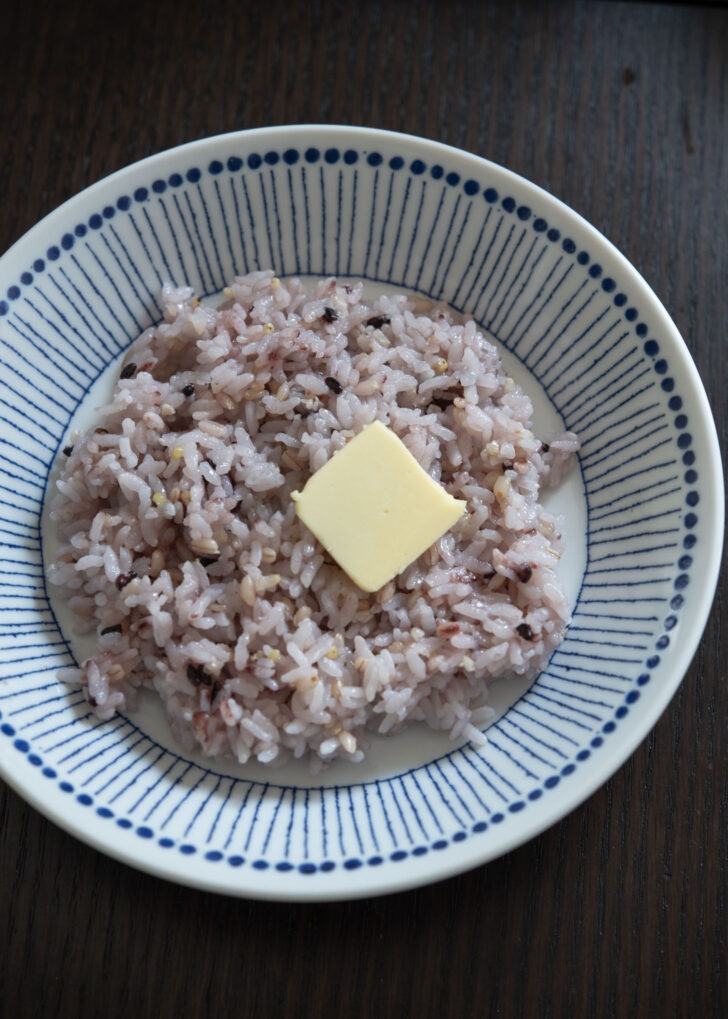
291;421;465;592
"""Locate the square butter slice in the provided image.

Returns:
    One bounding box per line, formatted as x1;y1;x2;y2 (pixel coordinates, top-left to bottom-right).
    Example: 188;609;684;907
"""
291;420;466;592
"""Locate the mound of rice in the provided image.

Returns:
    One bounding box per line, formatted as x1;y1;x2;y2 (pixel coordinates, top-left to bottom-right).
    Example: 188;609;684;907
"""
48;272;578;769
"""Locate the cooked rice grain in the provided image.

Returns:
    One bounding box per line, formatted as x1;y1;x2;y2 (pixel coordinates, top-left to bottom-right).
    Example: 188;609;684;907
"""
48;272;578;769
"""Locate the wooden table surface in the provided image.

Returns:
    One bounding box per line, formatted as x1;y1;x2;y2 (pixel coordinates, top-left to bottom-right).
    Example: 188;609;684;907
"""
2;1;726;1015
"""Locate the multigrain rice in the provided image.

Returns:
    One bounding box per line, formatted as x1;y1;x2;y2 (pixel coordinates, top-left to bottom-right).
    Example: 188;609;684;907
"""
48;272;579;769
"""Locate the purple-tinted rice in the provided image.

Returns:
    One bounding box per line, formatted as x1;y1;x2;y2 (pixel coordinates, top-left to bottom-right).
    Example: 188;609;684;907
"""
48;272;578;769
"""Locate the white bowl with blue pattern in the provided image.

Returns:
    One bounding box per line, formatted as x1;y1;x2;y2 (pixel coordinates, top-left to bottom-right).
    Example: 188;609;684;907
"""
0;126;722;900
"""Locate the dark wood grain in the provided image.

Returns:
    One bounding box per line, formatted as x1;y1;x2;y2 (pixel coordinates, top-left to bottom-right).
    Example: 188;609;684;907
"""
1;1;726;1016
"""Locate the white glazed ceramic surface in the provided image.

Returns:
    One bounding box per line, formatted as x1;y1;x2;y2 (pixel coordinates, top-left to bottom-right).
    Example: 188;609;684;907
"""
0;127;722;900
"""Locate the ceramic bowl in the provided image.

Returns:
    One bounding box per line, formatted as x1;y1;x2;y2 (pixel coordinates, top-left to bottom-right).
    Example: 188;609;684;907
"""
0;126;722;900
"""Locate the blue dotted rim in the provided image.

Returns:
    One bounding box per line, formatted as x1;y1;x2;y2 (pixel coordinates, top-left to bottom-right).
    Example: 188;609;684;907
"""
2;147;653;327
0;145;699;876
